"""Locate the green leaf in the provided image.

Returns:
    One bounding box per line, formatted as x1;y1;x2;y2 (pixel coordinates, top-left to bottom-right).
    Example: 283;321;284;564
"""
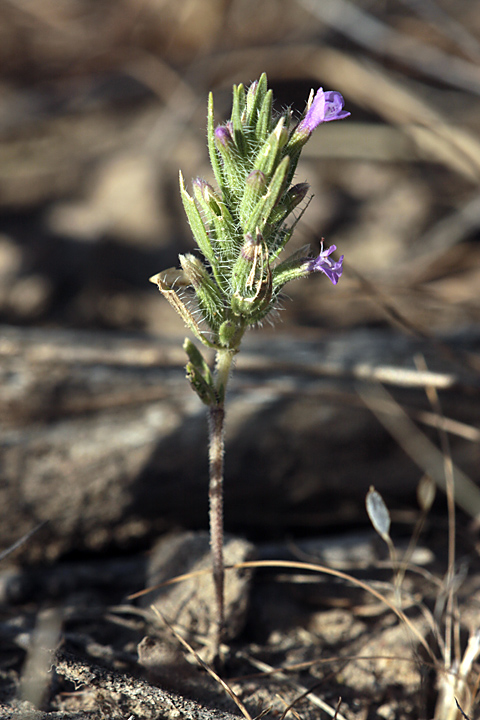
271;245;310;292
179;171;217;271
238;170;267;231
179;254;226;331
253;118;286;178
192;181;238;270
185;361;217;405
245;73;268;127
256;89;273;143
245;156;290;235
207;93;225;194
231;83;247;155
183;338;214;384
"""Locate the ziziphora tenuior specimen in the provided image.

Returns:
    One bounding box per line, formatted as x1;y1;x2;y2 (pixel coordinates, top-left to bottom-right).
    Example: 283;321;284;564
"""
150;74;349;656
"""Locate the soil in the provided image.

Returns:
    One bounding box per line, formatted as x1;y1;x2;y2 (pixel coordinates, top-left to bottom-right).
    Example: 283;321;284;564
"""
2;527;480;720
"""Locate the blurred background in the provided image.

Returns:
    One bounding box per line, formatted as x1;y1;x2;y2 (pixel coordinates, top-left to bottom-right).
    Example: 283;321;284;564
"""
1;0;480;335
2;0;480;554
3;6;480;714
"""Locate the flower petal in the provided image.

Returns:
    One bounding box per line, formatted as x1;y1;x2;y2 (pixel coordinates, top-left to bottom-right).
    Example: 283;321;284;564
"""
307;243;344;285
298;88;350;134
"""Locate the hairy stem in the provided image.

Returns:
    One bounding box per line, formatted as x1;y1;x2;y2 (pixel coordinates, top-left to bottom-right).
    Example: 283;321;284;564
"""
207;347;236;655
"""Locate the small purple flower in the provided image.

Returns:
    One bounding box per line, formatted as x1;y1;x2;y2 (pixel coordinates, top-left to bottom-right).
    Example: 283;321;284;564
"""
214;124;234;147
307;243;344;285
298;88;350;134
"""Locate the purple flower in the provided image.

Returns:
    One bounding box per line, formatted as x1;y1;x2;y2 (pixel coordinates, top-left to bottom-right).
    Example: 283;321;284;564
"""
214;124;233;147
298;89;350;134
307;243;344;285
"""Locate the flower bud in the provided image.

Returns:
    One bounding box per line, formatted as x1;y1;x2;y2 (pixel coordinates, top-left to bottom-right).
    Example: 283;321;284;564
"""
245;155;290;236
214;122;245;193
183;337;217;405
179;171;217;271
218;320;243;348
230;231;272;318
268;182;310;226
239;170;267;228
274;120;289;150
185;362;217;405
214;124;233;148
246;169;267;191
245;79;259;124
193;176;215;199
285;182;309;209
230;232;258;294
179;253;208;289
179;253;225;328
246;79;258;100
253;117;287;179
183;337;212;376
193;177;222;216
191;178;236;264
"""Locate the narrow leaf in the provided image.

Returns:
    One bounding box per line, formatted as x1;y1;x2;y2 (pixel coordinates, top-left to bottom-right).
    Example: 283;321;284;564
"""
186;362;217;405
256;89;273;142
179;171;217;270
232;84;246;155
245;156;290;235
245;72;267;127
207;92;225;193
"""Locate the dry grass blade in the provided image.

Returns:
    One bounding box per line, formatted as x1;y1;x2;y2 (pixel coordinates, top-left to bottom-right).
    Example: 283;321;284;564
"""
128;566;211;600
275;693;302;720
357;383;480;517
232;653;425;682
399;0;480;61
413;411;480;443
405;192;480;280
297;0;480;95
455;696;473;720
278;681;331;720
240;653;349;720
0;521;46;563
150;606;253;720
132;556;434;660
414;354;457;669
333;697;343;720
232;559;433;660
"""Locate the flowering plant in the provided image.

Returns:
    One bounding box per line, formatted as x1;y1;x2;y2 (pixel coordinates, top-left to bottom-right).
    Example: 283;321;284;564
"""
150;75;349;655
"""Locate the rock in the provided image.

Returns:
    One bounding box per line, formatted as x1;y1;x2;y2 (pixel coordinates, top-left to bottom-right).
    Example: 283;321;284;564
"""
143;531;255;643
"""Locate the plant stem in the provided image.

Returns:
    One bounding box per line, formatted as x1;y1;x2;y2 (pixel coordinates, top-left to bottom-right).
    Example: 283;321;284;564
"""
207;347;236;655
